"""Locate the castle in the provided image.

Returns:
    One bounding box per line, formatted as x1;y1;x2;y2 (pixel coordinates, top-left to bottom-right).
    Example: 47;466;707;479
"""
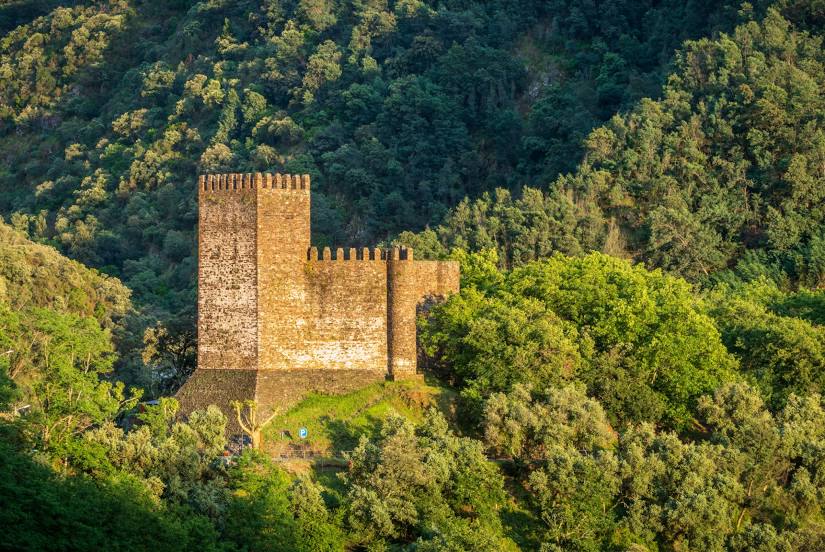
177;172;460;432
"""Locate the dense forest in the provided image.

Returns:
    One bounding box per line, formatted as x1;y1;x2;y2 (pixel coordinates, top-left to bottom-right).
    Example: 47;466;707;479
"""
1;0;825;550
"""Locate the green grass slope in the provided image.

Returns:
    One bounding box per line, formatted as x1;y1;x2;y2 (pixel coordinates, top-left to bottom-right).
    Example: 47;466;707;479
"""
262;378;457;458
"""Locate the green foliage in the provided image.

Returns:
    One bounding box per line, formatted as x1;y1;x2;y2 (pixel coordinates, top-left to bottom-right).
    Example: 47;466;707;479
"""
289;477;345;552
484;385;618;551
408;6;825;292
141;318;197;395
423;252;738;428
0;220;130;326
341;409;510;550
411;188;587;269
81;400;227;511
710;279;825;406
482;381;825;551
0;301;136;460
222;451;300;551
0;440;221;552
617;382;825;550
447;248;505;291
0;2;130;122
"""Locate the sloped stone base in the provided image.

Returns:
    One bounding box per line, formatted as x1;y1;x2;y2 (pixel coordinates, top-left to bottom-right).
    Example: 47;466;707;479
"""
176;369;258;434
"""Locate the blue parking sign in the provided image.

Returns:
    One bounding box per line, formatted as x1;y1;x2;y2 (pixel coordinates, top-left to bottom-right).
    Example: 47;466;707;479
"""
298;427;308;439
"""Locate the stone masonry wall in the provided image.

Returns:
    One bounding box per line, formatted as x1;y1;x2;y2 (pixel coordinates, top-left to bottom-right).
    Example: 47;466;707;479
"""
255;173;311;371
197;174;258;371
176;369;258;434
299;247;389;371
388;251;460;378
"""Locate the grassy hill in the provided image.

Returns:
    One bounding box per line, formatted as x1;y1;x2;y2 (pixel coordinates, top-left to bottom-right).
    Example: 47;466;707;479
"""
262;377;458;458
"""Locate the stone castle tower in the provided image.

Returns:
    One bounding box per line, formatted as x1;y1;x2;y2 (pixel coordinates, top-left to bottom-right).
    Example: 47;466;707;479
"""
177;172;459;429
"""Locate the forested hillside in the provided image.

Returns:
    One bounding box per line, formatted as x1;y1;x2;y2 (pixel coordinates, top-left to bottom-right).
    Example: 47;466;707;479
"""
403;5;825;288
0;0;773;387
2;1;825;551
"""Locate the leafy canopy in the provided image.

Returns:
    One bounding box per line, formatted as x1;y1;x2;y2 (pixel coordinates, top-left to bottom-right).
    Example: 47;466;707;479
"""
422;251;738;428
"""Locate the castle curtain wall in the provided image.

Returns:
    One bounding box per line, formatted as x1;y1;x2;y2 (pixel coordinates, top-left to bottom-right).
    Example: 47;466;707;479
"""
300;251;388;372
388;255;460;378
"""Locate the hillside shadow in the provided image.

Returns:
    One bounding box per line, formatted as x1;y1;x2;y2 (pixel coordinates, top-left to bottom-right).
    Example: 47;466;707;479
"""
321;417;360;452
323;414;386;453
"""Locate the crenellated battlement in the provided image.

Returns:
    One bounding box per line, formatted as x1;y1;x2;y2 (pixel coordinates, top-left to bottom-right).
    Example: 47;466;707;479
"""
199;172;310;192
306;246;414;261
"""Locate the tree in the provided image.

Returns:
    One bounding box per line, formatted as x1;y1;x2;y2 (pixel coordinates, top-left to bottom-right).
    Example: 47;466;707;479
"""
484;384;619;550
423;252;738;428
223;450;301;551
141;320;197;394
231;399;271;450
617;424;743;551
710;280;825;407
294;41;342;105
0;440;222;552
81;400;228;512
289;477;345;552
698;383;783;533
342;410;508;549
0;304;138;462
